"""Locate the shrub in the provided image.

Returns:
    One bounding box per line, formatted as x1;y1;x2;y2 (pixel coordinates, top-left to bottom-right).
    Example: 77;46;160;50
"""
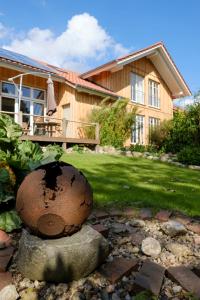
177;146;200;165
164;104;200;153
0;113;64;232
87;98;136;148
149;120;172;150
129;144;146;153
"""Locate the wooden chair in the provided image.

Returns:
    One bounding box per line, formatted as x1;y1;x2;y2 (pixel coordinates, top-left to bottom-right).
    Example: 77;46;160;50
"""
22;122;30;135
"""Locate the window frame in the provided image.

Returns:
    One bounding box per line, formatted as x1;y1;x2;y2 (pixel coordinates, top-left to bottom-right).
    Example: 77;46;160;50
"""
130;72;145;105
0;81;47;130
149;116;160;128
131;115;145;144
148;79;160;108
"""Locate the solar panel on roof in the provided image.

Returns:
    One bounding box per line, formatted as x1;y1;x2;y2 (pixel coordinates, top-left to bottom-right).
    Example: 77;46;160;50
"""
0;48;56;73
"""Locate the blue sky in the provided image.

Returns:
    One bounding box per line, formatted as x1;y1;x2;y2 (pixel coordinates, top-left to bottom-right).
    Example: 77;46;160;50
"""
0;0;199;95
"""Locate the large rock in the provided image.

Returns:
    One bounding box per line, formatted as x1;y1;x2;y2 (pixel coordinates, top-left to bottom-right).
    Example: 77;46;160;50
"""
162;221;187;237
17;226;109;282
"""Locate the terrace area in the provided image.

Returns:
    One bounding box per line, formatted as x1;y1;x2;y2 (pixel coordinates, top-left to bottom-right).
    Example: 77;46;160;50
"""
0;111;100;147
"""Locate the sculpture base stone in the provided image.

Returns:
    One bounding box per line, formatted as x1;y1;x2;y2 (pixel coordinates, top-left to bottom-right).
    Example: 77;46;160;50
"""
16;226;109;282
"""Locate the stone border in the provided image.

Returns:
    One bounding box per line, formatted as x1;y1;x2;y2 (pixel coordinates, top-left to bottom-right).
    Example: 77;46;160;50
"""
89;208;200;235
66;145;200;170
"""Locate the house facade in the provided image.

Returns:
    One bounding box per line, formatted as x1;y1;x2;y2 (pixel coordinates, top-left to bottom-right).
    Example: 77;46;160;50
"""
0;42;191;146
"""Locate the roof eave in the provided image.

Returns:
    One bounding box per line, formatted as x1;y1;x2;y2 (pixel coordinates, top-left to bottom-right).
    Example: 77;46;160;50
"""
0;58;65;82
76;84;119;99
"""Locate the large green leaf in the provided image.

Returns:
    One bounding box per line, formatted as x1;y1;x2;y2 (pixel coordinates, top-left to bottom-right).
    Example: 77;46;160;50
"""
0;114;22;141
16;140;43;161
0;210;22;232
0;168;10;183
0;168;14;203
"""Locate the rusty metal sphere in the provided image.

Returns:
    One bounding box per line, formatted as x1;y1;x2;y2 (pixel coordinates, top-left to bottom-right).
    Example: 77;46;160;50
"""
16;161;93;237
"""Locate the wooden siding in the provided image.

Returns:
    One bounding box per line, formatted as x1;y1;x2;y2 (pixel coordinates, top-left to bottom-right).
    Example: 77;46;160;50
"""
90;57;173;144
56;82;75;120
74;91;102;121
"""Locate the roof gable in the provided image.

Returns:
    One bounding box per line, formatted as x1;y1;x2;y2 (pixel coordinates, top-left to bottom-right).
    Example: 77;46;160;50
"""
81;42;191;98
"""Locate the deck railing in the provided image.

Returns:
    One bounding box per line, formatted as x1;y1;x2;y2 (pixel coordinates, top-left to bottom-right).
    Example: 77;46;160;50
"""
0;111;99;143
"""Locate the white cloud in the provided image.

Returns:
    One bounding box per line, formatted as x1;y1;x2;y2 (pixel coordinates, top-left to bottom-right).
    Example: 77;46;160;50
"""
2;13;129;72
0;22;9;39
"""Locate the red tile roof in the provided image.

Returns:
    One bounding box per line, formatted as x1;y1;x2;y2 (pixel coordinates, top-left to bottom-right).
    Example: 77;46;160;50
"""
49;65;118;98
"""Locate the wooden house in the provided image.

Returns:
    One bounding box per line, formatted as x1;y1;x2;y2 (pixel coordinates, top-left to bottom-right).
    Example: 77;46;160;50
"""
0;42;191;146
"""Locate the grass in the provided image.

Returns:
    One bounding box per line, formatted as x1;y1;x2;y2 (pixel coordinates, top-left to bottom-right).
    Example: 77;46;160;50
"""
61;153;200;217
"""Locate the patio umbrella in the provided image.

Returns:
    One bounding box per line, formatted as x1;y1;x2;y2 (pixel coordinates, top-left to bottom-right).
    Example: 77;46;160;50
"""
46;75;57;116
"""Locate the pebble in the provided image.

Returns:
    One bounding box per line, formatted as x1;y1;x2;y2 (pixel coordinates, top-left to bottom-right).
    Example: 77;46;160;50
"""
7;212;200;299
112;293;121;300
172;285;182;294
0;285;19;300
141;237;161;257
162;221;187;237
166;243;192;257
129;219;145;228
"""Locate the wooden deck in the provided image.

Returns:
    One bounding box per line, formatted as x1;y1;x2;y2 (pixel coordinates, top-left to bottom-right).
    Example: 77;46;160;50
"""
0;111;100;147
20;134;100;145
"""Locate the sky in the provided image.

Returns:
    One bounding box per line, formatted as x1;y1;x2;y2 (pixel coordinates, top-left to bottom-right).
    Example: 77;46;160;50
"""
0;0;199;99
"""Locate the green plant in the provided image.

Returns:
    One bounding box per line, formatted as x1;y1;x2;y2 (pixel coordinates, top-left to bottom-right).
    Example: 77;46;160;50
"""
177;146;200;165
0;210;22;232
129;144;146;153
87;98;136;148
161;103;200;153
72;144;84;153
0;113;64;232
145;144;158;153
133;291;157;300
43;144;64;161
149;119;172;150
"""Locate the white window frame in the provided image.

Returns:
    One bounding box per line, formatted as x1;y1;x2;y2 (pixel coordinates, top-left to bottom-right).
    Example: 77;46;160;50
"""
131;115;145;144
131;72;144;104
148;79;160;108
0;81;46;133
149;117;160;128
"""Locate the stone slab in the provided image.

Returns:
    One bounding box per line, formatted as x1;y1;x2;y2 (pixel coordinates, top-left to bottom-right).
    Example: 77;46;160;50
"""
155;210;172;222
123;208;139;217
17;226;109;282
193;264;200;277
0;272;12;291
173;215;192;226
167;266;200;298
134;260;165;296
139;208;152;220
93;211;109;219
109;209;123;217
0;230;12;249
187;223;200;235
99;257;138;283
92;224;109;238
0;246;14;272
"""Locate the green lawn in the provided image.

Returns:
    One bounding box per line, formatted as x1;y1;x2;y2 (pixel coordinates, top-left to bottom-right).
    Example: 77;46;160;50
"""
61;153;200;216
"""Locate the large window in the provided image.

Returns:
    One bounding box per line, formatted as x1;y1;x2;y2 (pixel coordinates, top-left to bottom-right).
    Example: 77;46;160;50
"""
0;81;46;131
148;80;160;108
149;117;160;143
131;73;144;104
149;117;160;128
131;115;145;144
